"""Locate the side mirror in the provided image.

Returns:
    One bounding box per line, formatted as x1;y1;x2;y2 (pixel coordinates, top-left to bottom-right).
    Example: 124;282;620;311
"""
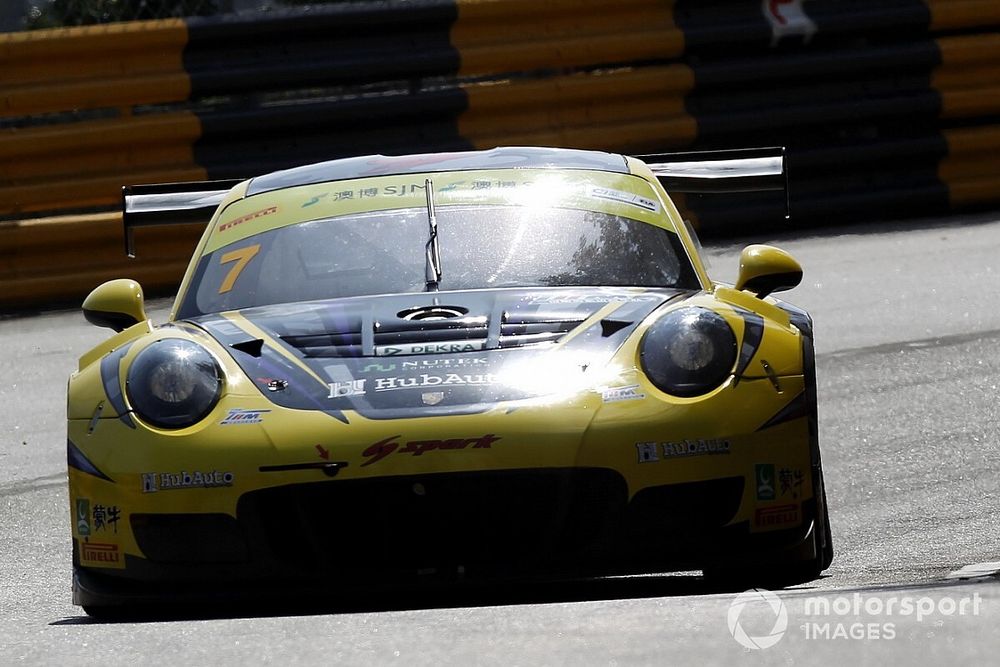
735;245;802;299
82;279;147;332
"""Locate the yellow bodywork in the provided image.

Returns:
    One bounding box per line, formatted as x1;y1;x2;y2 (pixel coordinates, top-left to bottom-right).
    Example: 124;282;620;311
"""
68;153;816;579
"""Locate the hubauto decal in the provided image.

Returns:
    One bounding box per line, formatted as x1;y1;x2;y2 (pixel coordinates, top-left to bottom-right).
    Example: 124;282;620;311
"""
361;434;500;466
142;470;235;492
636;438;731;462
372;373;498;393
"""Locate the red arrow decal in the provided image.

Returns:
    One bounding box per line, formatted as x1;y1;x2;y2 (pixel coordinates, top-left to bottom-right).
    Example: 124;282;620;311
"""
315;444;330;460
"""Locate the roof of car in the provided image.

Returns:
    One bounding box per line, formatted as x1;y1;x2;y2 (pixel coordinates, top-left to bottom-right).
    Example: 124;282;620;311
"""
245;146;630;196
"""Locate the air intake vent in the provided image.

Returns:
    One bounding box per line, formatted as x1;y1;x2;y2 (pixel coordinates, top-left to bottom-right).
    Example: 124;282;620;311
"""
281;330;362;358
499;311;585;349
375;315;488;348
280;311;587;357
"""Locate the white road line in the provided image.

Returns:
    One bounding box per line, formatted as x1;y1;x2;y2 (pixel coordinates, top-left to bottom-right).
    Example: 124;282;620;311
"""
945;562;1000;580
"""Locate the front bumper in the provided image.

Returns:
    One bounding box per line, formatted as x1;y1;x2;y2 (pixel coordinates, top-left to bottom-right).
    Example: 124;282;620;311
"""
73;465;816;607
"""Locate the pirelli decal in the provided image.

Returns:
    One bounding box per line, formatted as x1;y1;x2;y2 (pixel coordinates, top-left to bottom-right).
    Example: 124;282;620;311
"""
79;540;125;569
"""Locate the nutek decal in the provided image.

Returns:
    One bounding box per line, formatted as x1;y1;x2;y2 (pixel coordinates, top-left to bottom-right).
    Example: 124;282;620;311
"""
218;205;278;233
362;434;500;466
328;379;365;398
81;542;120;565
754;504;800;529
377;341;486;356
362;358;488;373
636;439;732;461
373;373;498;393
756;463;776;501
403;357;488;369
587;185;659;212
602;384;645;403
220;408;270;425
141;470;235;493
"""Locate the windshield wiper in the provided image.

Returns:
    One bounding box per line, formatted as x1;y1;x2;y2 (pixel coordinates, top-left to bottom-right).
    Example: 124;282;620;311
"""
424;178;442;291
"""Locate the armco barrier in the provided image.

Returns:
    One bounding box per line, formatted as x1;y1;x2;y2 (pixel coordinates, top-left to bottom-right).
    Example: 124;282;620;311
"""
4;0;1000;308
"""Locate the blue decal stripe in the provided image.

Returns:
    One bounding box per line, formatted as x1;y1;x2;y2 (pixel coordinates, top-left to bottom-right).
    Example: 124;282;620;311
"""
100;343;136;429
67;439;114;482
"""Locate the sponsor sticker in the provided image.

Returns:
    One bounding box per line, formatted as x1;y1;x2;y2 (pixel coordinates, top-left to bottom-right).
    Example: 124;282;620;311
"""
635;439;732;461
520;294;660;305
756;463;776;501
636;442;660;463
372;373;498;393
76;498;91;537
220;408;270;425
80;542;122;567
601;384;645;403
362;358;489;373
142;470;235;493
218;205;278;233
587;185;659;212
328;379;366;398
754;504;800;529
376;341;486;356
92;504;121;533
361;434;500;466
778;467;806;498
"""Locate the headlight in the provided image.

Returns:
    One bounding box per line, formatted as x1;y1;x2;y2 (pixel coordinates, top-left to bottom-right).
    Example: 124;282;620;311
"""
126;339;223;428
640;308;737;397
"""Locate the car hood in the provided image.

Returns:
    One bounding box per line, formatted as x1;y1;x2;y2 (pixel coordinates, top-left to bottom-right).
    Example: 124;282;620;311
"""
189;287;690;421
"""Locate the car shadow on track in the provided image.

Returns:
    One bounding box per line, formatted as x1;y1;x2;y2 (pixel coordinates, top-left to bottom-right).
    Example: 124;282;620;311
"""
49;573;832;625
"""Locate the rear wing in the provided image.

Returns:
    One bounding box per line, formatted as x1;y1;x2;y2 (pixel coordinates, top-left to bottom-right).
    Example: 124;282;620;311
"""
635;147;789;219
122;180;242;257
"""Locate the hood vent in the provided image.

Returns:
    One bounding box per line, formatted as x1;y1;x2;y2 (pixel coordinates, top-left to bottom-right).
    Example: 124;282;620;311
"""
281;330;363;357
499;311;585;349
279;310;588;358
375;315;489;349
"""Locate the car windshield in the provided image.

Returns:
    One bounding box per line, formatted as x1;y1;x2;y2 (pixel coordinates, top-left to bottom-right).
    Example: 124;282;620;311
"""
181;205;699;315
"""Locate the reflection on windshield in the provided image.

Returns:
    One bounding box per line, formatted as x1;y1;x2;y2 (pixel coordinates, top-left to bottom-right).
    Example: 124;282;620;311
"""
185;205;698;315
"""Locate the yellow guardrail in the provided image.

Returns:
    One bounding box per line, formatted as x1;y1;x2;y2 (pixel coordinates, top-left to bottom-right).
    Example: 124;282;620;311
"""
4;0;1000;309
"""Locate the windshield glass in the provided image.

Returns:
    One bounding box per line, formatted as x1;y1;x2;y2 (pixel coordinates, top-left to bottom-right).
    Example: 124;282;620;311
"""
180;205;698;316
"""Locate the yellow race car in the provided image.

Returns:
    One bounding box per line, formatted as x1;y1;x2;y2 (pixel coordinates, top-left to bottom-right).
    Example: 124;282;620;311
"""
68;146;832;614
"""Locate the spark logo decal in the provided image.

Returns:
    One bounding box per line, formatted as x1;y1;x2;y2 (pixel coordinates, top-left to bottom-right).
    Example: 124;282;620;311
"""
361;434;500;466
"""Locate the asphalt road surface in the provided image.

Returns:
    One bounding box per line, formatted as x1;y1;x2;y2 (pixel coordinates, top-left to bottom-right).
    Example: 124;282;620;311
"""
3;214;1000;664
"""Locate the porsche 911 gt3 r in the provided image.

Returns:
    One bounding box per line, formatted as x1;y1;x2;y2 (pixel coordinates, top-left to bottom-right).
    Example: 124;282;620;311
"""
68;146;832;614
